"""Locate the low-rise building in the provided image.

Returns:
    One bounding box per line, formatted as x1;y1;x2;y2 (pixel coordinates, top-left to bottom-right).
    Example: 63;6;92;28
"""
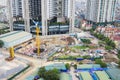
0;31;32;48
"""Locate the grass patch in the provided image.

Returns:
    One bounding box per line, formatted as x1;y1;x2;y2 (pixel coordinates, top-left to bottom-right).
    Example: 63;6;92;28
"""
72;46;88;50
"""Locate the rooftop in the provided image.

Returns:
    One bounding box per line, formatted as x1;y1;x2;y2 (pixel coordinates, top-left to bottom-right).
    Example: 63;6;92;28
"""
45;63;66;71
95;71;109;80
77;64;101;70
0;31;32;43
60;73;72;80
79;72;93;80
106;68;120;80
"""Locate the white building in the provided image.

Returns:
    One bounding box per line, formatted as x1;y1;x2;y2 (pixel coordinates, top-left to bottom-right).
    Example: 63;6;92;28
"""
86;0;117;23
0;31;32;48
9;0;23;18
47;0;71;21
0;6;7;22
7;0;75;35
115;0;120;20
42;0;75;35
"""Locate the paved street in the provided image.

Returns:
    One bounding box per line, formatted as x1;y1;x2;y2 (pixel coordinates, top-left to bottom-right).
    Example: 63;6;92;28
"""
1;49;76;80
70;67;79;80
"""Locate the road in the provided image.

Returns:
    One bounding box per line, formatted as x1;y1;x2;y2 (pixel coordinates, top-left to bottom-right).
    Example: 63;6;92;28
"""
1;49;77;80
1;49;52;80
70;67;79;80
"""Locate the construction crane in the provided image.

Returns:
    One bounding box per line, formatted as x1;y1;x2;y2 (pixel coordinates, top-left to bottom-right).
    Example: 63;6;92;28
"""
32;20;41;56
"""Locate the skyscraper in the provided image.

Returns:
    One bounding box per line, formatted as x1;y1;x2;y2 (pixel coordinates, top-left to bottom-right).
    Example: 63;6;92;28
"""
115;0;120;20
8;0;75;35
42;0;75;35
86;0;117;23
47;0;71;22
8;0;42;32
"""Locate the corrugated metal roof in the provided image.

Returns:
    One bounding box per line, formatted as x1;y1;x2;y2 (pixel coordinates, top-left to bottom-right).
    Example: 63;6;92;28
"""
80;72;93;80
0;31;31;42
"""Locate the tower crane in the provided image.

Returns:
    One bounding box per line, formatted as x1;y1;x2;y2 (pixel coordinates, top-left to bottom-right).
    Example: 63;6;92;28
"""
32;20;41;56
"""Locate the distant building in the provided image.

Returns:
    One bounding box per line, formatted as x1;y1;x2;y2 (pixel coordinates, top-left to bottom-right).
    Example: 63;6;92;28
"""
42;0;75;35
115;0;120;20
8;0;42;32
0;6;7;22
86;0;117;23
27;0;41;20
47;0;71;22
9;0;23;19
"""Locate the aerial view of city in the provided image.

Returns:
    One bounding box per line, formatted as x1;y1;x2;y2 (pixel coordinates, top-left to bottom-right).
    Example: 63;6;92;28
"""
0;0;120;80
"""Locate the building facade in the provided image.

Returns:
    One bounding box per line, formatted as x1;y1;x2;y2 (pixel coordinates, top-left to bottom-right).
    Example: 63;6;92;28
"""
10;0;23;18
86;0;117;23
115;0;120;20
47;0;71;21
8;0;75;35
42;0;75;35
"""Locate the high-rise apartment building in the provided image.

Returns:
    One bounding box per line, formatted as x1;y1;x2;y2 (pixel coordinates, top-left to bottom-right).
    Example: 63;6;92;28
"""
86;0;117;23
29;0;41;20
115;0;120;20
8;0;75;35
42;0;75;35
8;0;42;32
9;0;23;18
47;0;71;22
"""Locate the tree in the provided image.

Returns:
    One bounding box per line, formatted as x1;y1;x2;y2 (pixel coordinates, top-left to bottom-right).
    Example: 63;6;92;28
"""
44;68;60;80
38;67;60;80
74;64;77;69
0;40;4;48
81;39;91;44
95;59;107;68
79;61;83;64
117;50;120;59
38;67;46;78
118;60;120;68
105;46;113;51
65;63;70;70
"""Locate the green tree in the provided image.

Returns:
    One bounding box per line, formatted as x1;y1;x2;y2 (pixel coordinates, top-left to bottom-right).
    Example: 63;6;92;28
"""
105;46;113;50
38;67;60;80
95;59;107;68
0;40;4;48
65;63;70;70
118;60;120;68
44;68;60;80
74;64;77;69
81;39;91;44
117;50;120;59
79;61;83;64
38;67;46;78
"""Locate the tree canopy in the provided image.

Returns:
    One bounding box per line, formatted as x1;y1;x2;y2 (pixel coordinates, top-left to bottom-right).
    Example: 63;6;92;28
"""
95;59;107;68
0;40;4;48
38;67;60;80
